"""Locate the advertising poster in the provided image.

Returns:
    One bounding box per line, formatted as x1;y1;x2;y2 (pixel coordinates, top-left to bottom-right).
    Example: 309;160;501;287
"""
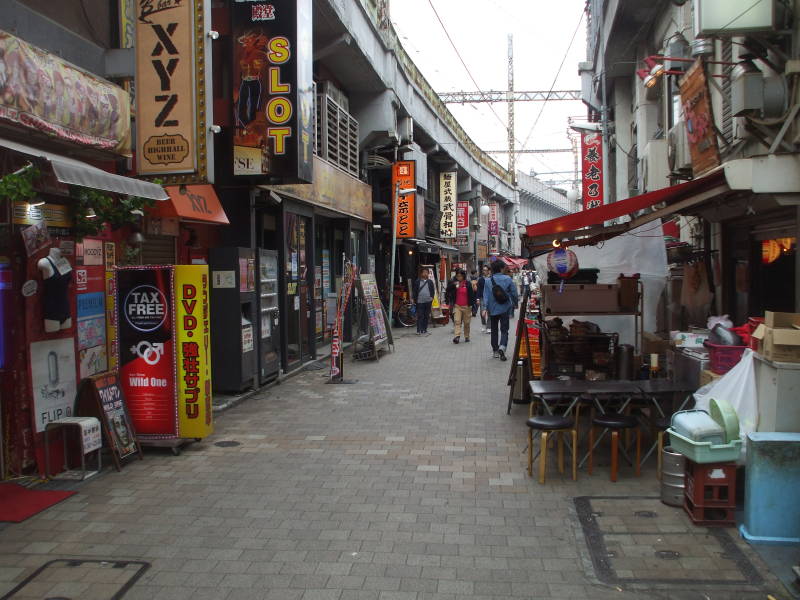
135;0;197;174
391;161;415;238
116;267;177;436
82;238;104;266
231;0;313;182
77;271;107;379
30;337;77;432
0;31;131;155
679;60;720;176
20;221;51;257
580;130;604;210
174;266;213;439
91;371;138;458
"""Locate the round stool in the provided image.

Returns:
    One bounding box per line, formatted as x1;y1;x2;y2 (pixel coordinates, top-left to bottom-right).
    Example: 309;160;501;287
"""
526;415;577;484
588;413;641;482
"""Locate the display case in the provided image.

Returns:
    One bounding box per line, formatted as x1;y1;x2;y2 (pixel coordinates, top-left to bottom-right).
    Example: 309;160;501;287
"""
257;249;280;384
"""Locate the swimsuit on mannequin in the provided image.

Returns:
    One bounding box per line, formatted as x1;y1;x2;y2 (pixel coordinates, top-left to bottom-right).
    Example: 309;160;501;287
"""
37;247;73;332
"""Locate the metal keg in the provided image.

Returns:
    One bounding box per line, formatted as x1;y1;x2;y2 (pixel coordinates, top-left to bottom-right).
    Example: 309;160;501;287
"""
661;446;686;507
616;344;635;380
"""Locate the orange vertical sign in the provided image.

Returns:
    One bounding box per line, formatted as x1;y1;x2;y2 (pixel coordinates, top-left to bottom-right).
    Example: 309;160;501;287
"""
392;161;415;239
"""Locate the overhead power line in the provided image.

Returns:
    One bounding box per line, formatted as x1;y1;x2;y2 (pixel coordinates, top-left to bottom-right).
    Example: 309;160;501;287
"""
439;90;581;103
485;148;574;154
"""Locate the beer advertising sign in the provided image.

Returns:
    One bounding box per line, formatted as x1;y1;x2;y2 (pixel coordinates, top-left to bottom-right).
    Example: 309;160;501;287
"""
231;0;314;183
679;59;720;176
135;0;205;177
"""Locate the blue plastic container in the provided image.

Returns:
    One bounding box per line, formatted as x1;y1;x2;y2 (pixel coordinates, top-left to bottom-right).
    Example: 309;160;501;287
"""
739;432;800;545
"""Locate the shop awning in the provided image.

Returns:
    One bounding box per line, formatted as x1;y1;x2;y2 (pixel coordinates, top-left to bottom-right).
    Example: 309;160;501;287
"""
426;238;459;254
501;256;528;270
149;185;229;225
525;170;729;250
0;137;168;201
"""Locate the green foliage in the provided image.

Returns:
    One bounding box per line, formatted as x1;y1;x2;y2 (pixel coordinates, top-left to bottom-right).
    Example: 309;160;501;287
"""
71;186;157;241
0;164;41;203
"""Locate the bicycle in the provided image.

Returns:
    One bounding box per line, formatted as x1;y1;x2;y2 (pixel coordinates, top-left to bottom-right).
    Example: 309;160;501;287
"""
391;287;417;328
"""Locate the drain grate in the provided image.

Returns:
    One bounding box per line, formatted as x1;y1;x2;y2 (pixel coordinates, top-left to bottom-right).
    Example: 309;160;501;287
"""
214;440;241;447
0;559;149;600
574;496;764;587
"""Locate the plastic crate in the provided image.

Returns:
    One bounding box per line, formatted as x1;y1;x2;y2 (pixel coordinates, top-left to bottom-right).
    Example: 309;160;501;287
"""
704;341;746;375
685;460;736;508
666;428;742;463
684;496;735;526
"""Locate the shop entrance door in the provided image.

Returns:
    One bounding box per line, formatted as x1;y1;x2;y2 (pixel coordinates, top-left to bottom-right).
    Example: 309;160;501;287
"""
284;213;314;368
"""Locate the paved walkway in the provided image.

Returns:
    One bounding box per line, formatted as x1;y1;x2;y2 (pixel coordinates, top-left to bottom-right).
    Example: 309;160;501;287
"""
0;316;790;599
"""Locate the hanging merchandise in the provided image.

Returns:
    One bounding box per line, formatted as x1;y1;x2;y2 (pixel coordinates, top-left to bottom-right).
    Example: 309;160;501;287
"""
546;248;578;291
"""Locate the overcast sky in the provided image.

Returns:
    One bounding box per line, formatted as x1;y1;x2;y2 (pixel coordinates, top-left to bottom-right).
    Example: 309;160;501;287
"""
390;0;587;189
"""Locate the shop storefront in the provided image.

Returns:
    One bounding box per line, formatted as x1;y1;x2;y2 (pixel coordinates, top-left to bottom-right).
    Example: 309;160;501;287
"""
267;155;372;372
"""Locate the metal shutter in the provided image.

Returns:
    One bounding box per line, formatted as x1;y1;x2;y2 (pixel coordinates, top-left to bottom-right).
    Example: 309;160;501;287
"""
140;234;176;265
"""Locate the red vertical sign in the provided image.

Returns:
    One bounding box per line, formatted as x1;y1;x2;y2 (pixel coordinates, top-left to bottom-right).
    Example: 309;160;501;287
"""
392;161;416;239
581;131;603;210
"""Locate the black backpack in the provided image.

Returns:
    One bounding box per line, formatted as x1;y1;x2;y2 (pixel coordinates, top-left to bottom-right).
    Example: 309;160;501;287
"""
490;275;509;303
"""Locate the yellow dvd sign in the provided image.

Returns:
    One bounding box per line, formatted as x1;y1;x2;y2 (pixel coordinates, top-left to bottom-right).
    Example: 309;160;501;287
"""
175;265;213;439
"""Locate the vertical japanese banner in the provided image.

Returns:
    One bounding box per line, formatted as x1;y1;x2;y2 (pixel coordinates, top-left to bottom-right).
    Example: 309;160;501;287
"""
175;265;213;439
456;200;469;246
392;161;415;239
329;261;359;379
439;171;457;238
581;131;603;210
488;202;499;235
116;267;177;437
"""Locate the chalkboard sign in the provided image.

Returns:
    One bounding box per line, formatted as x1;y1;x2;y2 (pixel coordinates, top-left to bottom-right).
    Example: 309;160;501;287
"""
76;371;143;470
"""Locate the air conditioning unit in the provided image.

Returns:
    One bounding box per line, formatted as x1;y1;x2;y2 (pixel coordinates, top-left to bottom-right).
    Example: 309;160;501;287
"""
317;80;349;111
668;120;692;175
643;139;670;192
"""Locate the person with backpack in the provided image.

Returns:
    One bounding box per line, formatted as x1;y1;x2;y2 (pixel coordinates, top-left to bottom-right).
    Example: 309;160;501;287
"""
411;266;435;335
445;269;477;343
476;264;491;334
482;260;518;360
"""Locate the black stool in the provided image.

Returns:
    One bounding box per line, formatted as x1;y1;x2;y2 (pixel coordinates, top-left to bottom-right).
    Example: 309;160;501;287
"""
588;413;641;482
526;415;577;484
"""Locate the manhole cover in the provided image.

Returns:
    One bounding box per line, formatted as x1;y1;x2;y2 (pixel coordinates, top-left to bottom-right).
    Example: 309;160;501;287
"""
634;510;657;518
214;440;241;447
655;550;681;560
0;559;149;600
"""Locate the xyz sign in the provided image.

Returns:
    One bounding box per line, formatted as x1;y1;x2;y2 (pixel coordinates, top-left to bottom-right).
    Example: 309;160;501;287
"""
149;21;181;128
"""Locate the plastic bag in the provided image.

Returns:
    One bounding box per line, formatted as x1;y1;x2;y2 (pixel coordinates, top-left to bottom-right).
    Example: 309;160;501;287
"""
707;314;733;330
693;348;758;461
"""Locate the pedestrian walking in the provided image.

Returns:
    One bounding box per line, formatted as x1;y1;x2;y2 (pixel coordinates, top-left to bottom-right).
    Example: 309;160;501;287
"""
411;267;434;335
476;265;491;333
445;269;476;344
483;260;518;360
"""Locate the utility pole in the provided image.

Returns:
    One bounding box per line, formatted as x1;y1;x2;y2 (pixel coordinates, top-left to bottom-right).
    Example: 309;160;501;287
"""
507;34;515;182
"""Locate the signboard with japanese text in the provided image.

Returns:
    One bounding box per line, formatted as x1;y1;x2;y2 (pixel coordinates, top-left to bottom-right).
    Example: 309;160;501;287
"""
0;31;131;155
679;59;720;176
439;171;457;238
135;0;200;175
392;161;415;239
488;202;499;236
456;200;469;246
116;266;177;437
174;265;213;439
581;131;603;210
231;0;314;183
12;202;73;228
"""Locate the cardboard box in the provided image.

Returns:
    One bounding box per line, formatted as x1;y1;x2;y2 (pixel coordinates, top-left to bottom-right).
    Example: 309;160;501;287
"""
643;332;670;355
699;369;722;387
542;284;619;314
764;311;800;328
672;331;709;347
753;323;800;363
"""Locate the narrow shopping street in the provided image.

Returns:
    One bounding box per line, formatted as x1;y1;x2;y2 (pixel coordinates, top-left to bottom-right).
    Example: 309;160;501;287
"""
0;319;788;600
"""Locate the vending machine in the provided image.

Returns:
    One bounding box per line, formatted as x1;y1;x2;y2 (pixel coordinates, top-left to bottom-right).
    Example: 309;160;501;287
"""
209;247;257;392
115;265;214;448
257;249;280;384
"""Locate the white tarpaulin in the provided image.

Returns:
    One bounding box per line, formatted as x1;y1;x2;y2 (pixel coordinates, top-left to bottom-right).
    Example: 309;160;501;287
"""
534;221;668;346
